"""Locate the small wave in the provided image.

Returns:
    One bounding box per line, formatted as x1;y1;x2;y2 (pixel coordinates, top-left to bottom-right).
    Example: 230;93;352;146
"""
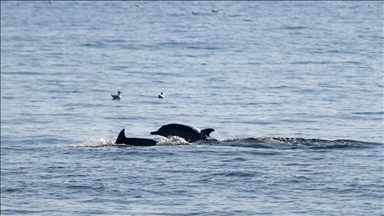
352;111;384;115
70;136;380;149
71;136;192;148
282;26;306;30
291;60;332;65
79;42;105;48
70;136;190;148
213;137;379;149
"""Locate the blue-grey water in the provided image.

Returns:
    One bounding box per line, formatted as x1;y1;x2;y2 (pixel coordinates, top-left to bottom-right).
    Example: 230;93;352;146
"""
1;1;383;215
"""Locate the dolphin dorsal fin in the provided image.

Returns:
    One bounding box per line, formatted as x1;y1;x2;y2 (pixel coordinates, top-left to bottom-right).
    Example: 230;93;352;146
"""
201;128;215;139
116;129;126;144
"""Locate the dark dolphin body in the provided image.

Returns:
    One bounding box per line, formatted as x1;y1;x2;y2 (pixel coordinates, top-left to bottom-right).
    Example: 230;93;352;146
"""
150;123;215;142
116;129;157;146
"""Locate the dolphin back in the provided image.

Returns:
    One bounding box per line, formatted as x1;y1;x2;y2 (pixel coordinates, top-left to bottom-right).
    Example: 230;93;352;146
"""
151;123;215;142
123;138;157;146
150;123;200;142
116;129;157;146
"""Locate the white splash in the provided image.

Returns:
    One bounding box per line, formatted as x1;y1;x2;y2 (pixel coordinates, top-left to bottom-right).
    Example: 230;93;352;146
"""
70;137;116;148
157;136;189;146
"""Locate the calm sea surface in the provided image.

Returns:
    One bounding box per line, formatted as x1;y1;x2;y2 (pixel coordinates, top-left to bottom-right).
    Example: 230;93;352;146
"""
1;1;383;215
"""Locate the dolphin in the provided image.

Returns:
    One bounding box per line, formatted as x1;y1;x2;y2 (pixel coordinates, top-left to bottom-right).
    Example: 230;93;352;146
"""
116;129;157;146
150;123;215;142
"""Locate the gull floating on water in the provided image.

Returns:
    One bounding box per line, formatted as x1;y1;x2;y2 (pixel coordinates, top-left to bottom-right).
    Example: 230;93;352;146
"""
158;92;164;99
111;91;122;100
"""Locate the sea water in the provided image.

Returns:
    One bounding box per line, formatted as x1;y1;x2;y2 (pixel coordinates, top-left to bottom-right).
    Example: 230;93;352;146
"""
1;1;383;215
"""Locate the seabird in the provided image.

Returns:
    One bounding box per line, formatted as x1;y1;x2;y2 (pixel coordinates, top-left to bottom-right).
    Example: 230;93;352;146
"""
111;91;122;100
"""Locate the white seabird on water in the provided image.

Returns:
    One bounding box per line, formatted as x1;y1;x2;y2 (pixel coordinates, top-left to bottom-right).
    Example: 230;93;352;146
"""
158;92;164;99
111;91;122;100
